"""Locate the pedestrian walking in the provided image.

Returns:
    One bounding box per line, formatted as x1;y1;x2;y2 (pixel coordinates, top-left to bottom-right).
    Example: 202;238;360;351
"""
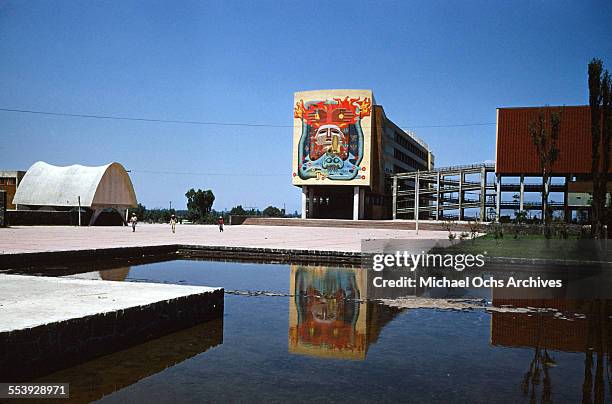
170;214;177;233
130;212;138;232
218;216;224;232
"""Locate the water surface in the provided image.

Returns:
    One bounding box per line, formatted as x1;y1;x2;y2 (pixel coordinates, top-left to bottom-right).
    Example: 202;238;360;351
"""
36;260;612;403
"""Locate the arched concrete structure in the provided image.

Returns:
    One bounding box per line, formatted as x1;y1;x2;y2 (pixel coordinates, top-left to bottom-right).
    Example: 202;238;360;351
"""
13;161;137;225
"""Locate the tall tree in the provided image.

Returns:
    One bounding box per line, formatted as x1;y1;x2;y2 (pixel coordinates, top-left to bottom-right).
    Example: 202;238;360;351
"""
589;59;604;237
589;59;612;238
529;108;561;235
185;188;215;223
602;71;612;237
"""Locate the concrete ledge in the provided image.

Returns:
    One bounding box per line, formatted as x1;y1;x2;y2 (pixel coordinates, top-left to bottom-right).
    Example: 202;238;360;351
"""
177;245;363;265
0;244;364;270
0;275;223;381
0;244;178;269
4;243;612;272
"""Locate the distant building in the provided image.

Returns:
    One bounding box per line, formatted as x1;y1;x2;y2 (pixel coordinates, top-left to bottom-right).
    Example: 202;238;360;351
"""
392;105;603;222
13;161;137;225
292;89;434;220
0;171;26;210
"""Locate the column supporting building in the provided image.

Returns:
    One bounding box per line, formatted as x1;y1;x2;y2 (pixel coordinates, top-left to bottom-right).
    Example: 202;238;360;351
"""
301;186;308;219
458;172;463;221
496;174;501;221
480;165;486;221
519;175;524;211
435;172;441;221
353;186;360;221
392;177;398;220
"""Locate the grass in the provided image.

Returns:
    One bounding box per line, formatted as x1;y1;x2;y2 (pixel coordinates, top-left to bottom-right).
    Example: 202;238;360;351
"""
437;234;606;261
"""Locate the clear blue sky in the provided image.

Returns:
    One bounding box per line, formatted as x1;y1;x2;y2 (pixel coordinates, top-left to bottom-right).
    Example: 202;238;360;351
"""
1;1;611;212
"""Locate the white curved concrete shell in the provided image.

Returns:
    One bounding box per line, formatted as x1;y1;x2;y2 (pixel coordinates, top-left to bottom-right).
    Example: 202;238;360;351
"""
13;161;137;208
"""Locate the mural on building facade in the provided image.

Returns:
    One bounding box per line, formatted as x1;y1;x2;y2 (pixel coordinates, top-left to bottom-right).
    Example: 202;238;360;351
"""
293;92;372;184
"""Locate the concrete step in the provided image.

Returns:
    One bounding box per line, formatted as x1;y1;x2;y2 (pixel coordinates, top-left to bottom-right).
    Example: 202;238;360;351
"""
241;217;475;231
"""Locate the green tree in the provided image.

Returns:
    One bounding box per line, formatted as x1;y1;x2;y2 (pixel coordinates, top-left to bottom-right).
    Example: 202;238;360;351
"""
528;108;561;236
230;205;247;215
588;58;612;238
134;203;146;221
185;189;215;223
590;58;604;238
262;205;284;217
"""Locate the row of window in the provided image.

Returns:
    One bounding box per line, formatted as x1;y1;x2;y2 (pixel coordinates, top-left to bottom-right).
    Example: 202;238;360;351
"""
393;149;428;171
394;132;428;160
0;178;16;185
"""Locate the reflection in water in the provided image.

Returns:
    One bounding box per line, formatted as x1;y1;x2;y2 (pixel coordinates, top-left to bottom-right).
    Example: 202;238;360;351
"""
61;267;131;281
491;295;612;403
35;319;223;404
29;259;612;401
289;266;401;360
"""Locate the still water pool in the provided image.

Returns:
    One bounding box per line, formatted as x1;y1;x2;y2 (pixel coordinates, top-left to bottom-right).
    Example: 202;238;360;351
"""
35;260;612;403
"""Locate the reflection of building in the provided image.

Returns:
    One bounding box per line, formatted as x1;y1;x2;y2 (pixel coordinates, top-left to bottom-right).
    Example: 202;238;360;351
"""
288;265;401;360
0;170;26;209
13;161;137;225
490;298;608;353
293;89;434;220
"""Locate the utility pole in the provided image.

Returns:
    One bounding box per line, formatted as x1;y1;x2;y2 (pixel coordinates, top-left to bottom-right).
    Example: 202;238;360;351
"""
78;196;81;227
169;201;172;211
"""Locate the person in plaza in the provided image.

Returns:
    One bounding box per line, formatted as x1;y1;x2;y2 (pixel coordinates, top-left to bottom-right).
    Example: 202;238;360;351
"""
170;214;177;234
130;212;138;232
218;216;224;232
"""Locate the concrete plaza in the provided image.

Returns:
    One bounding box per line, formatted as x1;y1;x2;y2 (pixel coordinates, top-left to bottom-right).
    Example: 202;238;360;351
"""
0;223;448;254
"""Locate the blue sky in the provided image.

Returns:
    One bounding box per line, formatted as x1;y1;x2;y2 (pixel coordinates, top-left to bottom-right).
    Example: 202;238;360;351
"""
1;1;611;212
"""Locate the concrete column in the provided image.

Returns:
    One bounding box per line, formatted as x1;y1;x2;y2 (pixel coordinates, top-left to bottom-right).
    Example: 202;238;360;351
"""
415;172;420;232
519;175;524;211
480;166;486;221
353;186;360;221
436;171;441;221
89;209;102;226
458;172;463;221
359;188;365;219
564;176;570;222
301;186;307;219
496;174;501;221
308;187;314;218
392;177;398;220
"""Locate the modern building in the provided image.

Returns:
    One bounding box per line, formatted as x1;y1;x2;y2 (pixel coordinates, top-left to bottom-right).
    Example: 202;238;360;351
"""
0;171;26;209
13;161;137;225
392;105;604;222
292;89;434;220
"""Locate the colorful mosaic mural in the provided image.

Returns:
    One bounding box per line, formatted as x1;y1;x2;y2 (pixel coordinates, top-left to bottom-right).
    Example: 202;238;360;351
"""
292;90;373;186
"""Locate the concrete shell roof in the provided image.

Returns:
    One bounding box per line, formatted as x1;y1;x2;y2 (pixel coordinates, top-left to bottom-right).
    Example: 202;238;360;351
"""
13;161;137;208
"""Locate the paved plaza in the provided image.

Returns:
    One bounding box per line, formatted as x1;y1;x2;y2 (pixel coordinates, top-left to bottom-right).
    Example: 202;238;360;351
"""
0;223;448;254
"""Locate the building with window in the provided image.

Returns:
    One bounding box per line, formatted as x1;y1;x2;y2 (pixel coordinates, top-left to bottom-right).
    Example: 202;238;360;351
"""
292;89;434;220
391;105;604;223
0;171;26;210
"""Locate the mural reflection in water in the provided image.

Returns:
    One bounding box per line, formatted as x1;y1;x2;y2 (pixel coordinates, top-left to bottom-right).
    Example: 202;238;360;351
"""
288;265;402;360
